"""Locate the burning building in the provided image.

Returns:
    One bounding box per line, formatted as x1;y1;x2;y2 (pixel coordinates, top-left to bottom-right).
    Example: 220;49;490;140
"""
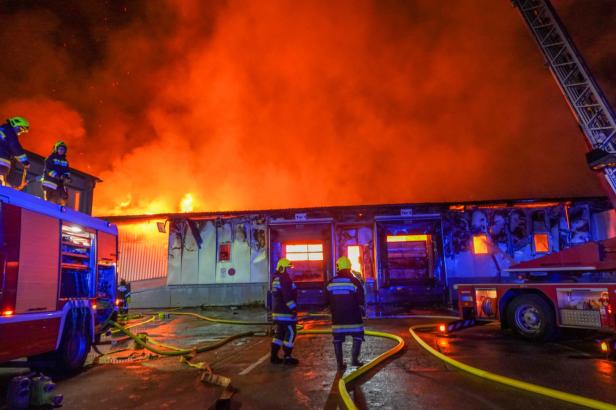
106;196;614;309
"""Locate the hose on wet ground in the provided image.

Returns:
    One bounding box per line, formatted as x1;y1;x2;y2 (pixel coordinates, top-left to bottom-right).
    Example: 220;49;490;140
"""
156;310;406;410
110;314;156;335
299;328;405;410
109;320;255;357
409;323;616;410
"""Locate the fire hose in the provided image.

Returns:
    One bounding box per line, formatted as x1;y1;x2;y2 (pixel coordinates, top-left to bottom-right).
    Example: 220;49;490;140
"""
162;311;404;410
409;323;616;410
111;311;616;409
109;320;254;357
108;311;404;410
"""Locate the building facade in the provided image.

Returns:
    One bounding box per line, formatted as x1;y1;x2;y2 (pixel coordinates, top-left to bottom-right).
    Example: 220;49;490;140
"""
108;197;615;309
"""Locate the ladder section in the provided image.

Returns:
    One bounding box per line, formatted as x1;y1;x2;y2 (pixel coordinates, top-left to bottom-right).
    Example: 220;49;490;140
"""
513;0;616;195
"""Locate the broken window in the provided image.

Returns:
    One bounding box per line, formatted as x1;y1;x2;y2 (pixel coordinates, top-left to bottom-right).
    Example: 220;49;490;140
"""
533;233;549;253
285;243;323;261
509;210;529;251
347;245;362;276
472;234;489;254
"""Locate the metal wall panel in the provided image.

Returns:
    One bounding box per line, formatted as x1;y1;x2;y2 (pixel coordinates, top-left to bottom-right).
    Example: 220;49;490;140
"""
15;209;60;313
117;221;168;282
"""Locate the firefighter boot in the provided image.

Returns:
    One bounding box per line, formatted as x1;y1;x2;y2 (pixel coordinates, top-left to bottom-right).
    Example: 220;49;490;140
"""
270;344;283;364
334;342;346;371
351;338;364;367
282;347;299;365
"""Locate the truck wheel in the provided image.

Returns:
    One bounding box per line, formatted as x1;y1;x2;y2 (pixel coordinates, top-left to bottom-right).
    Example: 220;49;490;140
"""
56;316;92;372
28;311;92;374
506;294;557;341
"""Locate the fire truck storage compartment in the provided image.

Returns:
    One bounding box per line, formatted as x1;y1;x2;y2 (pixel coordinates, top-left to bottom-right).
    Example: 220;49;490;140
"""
556;288;608;329
269;221;333;306
60;224;95;298
96;231;118;325
15;209;60;314
474;288;498;319
375;217;444;304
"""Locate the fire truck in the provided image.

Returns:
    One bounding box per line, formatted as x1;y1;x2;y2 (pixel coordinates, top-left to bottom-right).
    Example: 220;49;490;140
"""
0;185;118;372
458;0;616;341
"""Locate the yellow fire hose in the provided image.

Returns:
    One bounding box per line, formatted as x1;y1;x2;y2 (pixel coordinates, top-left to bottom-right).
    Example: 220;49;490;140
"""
110;320;254;357
166;312;405;409
299;328;405;410
409;324;616;410
161;311;271;326
110;314;156;335
117;310;404;409
161;311;407;409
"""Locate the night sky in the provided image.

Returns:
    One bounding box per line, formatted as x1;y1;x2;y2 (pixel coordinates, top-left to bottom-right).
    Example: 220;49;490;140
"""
0;0;614;215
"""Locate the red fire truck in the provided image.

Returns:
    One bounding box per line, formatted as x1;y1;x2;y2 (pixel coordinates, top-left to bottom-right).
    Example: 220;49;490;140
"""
458;0;616;342
457;237;616;340
0;186;118;372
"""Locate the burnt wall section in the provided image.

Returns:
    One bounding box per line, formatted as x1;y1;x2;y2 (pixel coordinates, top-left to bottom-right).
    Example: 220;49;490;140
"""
443;202;608;297
111;197;612;308
167;216;268;286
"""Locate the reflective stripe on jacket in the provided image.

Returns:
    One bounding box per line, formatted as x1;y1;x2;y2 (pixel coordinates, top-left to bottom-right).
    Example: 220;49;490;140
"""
271;271;298;322
325;269;365;327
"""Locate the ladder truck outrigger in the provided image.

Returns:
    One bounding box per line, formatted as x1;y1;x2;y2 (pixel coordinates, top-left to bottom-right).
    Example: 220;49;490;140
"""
0;186;119;372
456;0;616;346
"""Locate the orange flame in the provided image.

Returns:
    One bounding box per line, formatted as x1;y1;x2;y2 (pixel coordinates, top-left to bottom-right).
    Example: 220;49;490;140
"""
0;1;607;217
180;193;194;213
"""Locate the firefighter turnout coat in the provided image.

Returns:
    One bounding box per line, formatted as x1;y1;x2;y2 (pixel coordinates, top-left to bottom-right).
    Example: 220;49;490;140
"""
325;269;365;338
271;271;298;323
0;124;28;170
42;152;70;191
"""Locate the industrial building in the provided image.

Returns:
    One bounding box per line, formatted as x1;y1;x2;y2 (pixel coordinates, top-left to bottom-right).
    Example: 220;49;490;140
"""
106;196;615;309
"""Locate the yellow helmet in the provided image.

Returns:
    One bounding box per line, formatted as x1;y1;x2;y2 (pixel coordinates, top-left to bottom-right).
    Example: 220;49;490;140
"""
336;256;352;271
8;116;29;134
276;258;293;272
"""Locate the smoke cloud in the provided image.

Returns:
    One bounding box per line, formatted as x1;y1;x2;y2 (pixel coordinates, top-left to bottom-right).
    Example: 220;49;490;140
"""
0;0;613;215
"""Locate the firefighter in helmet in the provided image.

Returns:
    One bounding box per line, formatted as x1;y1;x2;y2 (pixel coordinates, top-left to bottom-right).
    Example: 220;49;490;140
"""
0;117;30;187
42;141;71;205
270;258;300;365
117;279;131;316
325;256;366;371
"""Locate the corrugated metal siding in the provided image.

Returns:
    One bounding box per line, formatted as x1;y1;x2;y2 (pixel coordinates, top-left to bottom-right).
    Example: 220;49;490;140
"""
117;220;169;282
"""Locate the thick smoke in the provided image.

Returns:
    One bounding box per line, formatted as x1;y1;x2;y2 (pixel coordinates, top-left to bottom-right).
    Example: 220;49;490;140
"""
0;0;613;215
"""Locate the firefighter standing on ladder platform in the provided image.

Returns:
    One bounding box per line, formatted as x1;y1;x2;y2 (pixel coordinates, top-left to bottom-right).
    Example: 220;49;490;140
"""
326;256;365;371
270;258;300;365
0;117;30;187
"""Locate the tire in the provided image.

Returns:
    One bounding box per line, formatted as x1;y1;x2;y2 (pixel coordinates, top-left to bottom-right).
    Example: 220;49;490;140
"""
28;310;92;374
506;294;557;341
56;312;92;373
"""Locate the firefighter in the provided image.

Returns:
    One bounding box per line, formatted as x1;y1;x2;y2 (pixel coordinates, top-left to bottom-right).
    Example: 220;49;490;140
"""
0;117;30;187
117;279;131;316
42;141;71;205
270;258;300;365
326;256;366;371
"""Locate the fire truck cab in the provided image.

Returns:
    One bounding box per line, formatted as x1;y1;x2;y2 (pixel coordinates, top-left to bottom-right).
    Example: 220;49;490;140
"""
0;186;118;372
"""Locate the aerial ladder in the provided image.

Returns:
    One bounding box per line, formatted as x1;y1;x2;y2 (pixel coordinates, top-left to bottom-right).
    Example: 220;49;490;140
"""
513;0;616;208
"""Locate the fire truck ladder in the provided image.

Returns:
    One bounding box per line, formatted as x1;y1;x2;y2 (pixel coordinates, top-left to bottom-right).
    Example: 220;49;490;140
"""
513;0;616;199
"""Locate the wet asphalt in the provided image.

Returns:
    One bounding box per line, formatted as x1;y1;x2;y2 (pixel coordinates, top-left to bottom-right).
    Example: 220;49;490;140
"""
1;307;615;409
